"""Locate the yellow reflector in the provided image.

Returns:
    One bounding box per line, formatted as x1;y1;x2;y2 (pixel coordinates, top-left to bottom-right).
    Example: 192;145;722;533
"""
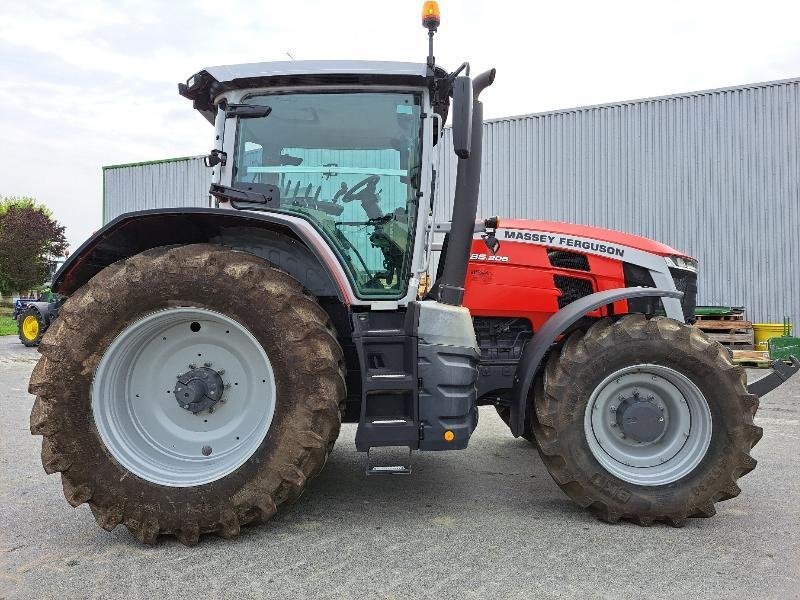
443;430;455;442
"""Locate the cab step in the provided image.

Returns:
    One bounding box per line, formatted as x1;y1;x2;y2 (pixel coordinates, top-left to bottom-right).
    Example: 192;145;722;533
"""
365;446;412;475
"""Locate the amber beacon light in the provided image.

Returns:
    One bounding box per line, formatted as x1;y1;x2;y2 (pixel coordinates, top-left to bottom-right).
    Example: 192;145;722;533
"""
422;1;440;31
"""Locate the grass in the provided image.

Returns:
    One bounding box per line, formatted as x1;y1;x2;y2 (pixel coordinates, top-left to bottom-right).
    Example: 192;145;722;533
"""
0;316;17;336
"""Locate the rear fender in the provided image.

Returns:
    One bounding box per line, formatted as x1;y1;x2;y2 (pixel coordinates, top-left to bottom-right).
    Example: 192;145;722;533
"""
509;287;684;437
53;208;354;303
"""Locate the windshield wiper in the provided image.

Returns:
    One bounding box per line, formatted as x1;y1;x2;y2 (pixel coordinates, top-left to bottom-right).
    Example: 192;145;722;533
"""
335;214;393;227
209;183;280;209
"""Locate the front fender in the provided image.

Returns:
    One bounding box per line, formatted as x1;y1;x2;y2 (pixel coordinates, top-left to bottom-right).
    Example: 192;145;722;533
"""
509;287;684;437
53;207;353;303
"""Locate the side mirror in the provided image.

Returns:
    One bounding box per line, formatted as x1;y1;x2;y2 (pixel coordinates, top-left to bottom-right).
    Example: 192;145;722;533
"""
451;76;473;159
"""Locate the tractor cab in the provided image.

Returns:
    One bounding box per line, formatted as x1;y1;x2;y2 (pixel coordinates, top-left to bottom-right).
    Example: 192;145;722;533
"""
180;61;444;305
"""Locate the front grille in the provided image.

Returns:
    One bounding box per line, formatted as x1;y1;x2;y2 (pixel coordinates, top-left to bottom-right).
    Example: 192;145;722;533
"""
670;268;698;323
554;275;594;309
548;249;590;271
623;262;698;323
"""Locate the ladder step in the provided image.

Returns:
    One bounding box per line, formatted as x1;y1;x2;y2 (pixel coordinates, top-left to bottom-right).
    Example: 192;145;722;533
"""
365;446;412;475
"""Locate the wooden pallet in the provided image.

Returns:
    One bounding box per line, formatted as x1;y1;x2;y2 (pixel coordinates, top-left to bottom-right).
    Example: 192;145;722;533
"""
704;331;755;345
694;312;754;349
693;319;753;330
731;350;772;368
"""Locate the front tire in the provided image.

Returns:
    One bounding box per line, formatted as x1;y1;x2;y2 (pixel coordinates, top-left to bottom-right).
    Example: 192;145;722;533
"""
29;244;345;544
532;315;762;526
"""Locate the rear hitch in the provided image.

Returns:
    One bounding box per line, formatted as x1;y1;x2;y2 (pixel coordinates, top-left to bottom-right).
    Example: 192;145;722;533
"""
746;356;800;397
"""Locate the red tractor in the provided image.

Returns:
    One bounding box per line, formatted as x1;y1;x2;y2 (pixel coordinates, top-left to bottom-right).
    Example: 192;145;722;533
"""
29;3;796;544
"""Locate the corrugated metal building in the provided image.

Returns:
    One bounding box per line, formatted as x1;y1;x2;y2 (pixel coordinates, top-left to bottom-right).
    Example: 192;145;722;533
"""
436;77;800;324
103;77;800;323
103;156;211;223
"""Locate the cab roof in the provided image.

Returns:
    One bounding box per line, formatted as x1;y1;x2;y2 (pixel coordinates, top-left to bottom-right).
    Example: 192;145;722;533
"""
179;60;431;123
203;60;427;81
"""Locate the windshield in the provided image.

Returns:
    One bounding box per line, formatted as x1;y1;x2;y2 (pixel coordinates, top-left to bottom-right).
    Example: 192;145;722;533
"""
233;91;423;300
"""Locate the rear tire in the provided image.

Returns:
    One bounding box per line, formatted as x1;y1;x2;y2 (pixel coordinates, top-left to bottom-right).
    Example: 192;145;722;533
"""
532;315;761;526
18;307;45;347
29;244;345;544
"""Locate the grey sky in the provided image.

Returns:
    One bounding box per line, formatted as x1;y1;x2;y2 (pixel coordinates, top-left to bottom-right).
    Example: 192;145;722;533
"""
2;0;799;250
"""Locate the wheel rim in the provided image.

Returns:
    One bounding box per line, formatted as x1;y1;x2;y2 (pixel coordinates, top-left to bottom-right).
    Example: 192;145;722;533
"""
583;364;712;486
92;307;276;487
22;315;39;340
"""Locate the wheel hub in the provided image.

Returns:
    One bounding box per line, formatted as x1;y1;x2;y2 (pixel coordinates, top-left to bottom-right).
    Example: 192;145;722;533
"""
22;315;39;340
615;393;666;443
174;365;225;414
584;364;713;486
92;307;276;487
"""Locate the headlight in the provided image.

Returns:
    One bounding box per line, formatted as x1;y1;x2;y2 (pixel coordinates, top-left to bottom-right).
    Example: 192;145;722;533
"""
665;255;698;272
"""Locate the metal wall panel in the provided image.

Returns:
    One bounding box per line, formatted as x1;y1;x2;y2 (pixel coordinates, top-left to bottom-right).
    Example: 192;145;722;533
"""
103;157;211;224
102;78;800;324
434;78;800;324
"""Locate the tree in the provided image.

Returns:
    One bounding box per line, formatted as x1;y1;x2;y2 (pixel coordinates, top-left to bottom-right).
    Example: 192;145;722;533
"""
0;197;68;294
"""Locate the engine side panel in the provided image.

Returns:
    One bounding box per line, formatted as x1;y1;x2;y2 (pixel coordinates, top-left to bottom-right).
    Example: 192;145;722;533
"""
464;239;629;332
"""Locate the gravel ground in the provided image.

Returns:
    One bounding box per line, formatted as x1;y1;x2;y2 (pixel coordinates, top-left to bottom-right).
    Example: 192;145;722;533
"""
1;335;798;599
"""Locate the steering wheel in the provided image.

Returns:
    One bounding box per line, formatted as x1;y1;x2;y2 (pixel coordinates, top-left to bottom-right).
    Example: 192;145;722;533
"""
341;175;380;203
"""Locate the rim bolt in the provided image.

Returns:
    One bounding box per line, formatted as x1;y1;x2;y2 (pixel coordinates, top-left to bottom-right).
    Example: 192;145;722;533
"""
658;416;664;422
202;446;212;456
189;364;197;370
659;405;664;411
609;406;617;413
652;376;657;381
218;369;225;375
204;362;212;368
208;407;214;414
611;423;617;428
224;383;231;389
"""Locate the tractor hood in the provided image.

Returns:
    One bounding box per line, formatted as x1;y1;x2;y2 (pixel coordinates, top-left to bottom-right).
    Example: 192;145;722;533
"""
500;219;694;260
179;60;431;124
